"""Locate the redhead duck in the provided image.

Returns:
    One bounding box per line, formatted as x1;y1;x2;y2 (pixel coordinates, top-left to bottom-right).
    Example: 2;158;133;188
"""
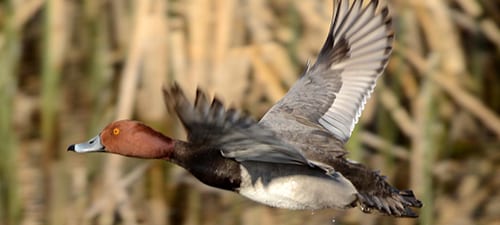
68;0;422;217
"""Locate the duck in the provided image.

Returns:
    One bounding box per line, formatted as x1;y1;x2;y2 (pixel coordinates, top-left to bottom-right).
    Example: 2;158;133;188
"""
68;0;422;217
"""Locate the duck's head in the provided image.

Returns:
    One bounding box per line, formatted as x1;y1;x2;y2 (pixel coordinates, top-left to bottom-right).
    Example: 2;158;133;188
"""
67;120;174;159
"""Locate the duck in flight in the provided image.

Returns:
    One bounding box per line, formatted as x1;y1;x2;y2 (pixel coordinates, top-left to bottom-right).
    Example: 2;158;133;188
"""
68;0;422;217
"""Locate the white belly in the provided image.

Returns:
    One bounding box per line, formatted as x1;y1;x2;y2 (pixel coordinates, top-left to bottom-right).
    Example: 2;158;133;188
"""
238;162;358;210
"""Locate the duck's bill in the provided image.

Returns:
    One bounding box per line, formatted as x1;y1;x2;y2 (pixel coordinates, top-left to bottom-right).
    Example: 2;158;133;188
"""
67;135;105;153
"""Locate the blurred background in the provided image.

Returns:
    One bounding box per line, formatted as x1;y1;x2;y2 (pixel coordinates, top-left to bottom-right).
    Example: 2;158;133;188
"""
1;0;499;224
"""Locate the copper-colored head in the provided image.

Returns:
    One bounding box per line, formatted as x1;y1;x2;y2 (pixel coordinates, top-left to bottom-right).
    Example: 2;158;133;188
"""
68;120;174;159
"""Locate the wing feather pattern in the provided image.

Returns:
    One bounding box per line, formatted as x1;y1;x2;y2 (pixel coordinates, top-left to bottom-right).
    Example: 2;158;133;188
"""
163;84;312;166
260;0;393;143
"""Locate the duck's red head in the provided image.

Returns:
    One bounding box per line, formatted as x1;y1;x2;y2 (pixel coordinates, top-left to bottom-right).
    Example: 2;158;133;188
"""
68;120;175;159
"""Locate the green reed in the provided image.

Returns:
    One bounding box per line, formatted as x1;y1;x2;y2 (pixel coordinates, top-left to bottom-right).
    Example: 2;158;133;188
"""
0;0;21;224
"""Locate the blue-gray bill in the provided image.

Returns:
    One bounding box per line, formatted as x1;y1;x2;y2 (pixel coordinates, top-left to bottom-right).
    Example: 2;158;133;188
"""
67;135;105;152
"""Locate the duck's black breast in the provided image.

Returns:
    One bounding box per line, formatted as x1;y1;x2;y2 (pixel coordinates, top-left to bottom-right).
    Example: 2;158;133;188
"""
173;144;242;191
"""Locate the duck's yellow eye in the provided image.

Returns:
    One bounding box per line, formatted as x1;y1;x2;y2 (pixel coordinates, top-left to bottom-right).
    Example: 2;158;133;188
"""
112;128;120;136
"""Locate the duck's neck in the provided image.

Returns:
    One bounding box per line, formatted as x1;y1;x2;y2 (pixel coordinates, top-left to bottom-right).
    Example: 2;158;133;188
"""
140;133;178;160
115;125;182;160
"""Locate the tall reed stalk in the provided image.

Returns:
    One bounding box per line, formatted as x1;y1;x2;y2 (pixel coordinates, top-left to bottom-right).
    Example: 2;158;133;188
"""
0;1;21;224
414;59;441;225
41;0;61;159
42;1;65;224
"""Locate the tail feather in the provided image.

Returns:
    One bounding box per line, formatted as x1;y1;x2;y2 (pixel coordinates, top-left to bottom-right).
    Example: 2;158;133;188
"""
332;158;422;217
356;189;422;217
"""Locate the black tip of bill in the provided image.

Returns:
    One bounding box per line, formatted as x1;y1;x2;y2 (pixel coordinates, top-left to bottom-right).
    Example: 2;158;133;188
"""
67;144;76;151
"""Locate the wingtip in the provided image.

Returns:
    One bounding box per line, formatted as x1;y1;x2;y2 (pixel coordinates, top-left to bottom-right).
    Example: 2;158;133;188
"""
194;87;209;111
162;83;173;112
381;5;389;18
162;82;185;113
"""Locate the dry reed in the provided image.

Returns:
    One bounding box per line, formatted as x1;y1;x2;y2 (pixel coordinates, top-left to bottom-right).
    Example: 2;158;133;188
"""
0;0;499;225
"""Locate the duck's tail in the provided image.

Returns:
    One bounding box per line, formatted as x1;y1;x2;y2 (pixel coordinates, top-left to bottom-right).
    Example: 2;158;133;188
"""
334;159;422;217
355;185;422;217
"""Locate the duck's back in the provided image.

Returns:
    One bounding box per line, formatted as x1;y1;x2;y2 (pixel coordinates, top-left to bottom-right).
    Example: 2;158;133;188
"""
259;113;347;163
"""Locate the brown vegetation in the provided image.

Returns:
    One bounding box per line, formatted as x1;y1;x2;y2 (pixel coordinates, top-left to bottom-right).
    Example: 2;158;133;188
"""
0;0;499;225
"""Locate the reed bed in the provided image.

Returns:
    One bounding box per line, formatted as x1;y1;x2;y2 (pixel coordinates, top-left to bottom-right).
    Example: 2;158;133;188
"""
0;0;499;225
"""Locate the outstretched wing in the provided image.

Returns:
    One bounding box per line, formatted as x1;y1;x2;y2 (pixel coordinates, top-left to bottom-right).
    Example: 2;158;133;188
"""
260;0;393;143
163;84;314;166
